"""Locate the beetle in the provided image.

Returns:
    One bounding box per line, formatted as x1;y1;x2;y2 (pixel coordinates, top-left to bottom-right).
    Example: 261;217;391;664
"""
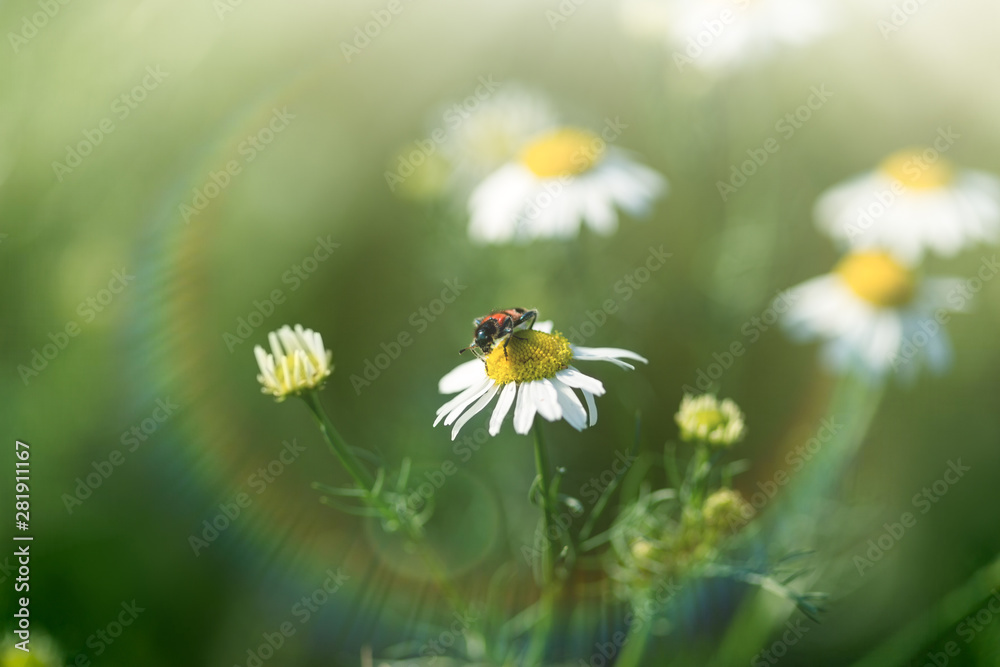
459;308;539;359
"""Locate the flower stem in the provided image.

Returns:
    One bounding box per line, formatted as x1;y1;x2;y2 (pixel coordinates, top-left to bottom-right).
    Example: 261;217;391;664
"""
523;421;562;665
301;390;477;640
533;421;556;585
301;390;376;491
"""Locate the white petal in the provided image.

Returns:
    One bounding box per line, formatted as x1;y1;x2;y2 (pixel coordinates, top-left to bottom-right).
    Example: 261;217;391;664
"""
533;320;555;334
583;390;598;427
451;384;500;440
555;367;606;397
513;382;538;434
434;377;494;426
572;347;648;365
489;382;518;435
438;359;487;394
268;331;284;360
552;379;587;431
533;379;562;422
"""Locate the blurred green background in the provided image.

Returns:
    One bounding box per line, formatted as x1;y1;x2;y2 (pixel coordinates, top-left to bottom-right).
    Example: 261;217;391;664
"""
3;0;1000;665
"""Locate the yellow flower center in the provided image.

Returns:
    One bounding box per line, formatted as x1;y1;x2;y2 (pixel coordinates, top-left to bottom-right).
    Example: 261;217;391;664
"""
836;251;916;307
485;330;573;385
879;149;954;191
520;128;604;178
691;408;725;433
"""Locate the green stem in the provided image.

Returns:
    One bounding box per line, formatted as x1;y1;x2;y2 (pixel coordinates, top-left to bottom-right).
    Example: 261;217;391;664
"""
301;390;476;638
301;390;376;492
688;442;712;508
533;421;556;585
523;421;562;665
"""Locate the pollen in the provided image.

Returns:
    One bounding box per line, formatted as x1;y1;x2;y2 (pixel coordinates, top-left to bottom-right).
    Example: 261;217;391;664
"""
520;128;604;179
879;149;954;191
485;330;573;385
836;251;916;308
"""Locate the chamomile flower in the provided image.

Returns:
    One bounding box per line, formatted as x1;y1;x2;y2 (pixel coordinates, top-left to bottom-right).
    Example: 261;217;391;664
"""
468;127;667;244
781;251;963;380
620;0;836;72
675;393;746;446
254;324;333;401
815;149;1000;263
434;321;647;440
439;85;558;183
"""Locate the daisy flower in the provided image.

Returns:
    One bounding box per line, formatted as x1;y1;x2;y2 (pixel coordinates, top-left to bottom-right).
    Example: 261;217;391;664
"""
254;324;333;401
815;148;1000;263
620;0;837;73
439;85;558;183
468;127;666;244
434;321;647;440
780;251;964;380
675;393;746;446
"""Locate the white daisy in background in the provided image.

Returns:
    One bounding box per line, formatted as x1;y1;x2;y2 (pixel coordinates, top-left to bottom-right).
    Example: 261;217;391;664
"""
780;251;964;380
468;127;667;244
254;324;333;401
620;0;837;72
439;85;558;183
434;321;647;440
675;393;746;446
815;149;1000;263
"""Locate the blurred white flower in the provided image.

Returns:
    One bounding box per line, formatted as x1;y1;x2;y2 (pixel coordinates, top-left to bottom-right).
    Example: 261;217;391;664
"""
781;251;963;380
620;0;837;72
254;324;333;400
439;85;558;183
434;321;647;439
468;127;666;244
815;148;1000;263
675;393;746;446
